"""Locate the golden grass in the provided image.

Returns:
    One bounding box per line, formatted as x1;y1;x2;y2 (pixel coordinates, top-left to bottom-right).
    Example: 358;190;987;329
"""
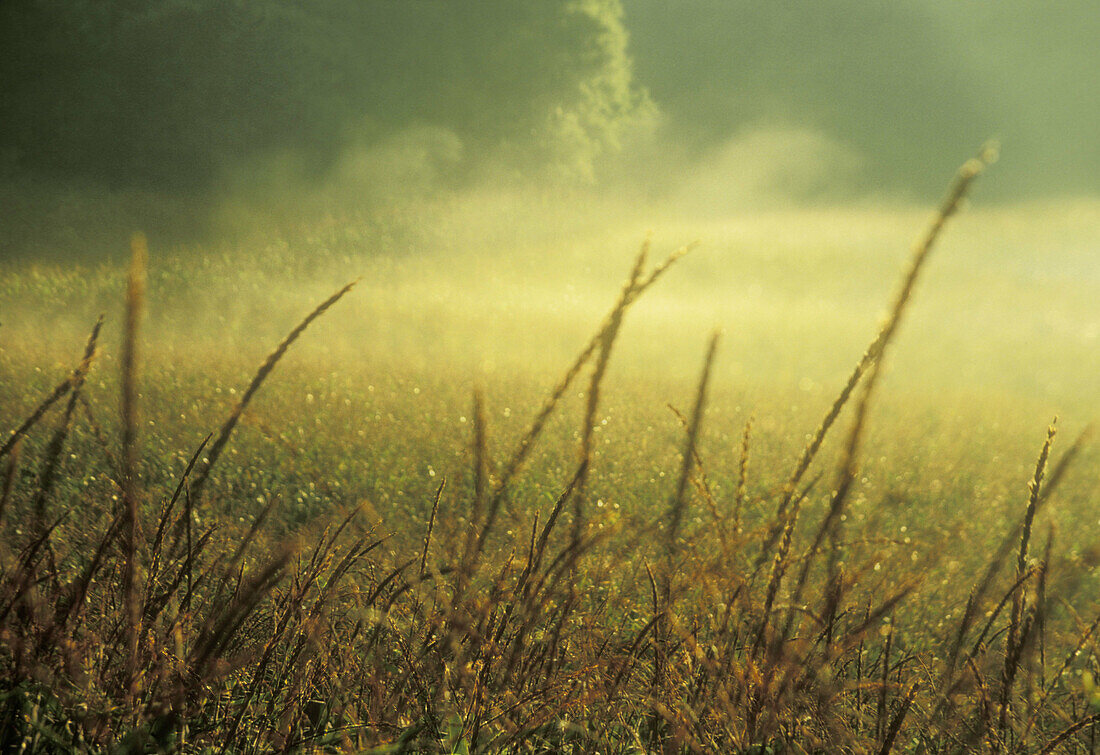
0;149;1097;752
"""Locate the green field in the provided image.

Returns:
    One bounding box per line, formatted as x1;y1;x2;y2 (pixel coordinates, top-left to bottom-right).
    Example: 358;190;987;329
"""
2;171;1100;751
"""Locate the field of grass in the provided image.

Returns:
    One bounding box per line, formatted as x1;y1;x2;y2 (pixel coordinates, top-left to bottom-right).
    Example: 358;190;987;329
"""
2;157;1100;752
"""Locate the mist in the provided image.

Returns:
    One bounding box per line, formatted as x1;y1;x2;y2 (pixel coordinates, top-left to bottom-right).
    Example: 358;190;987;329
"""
2;0;1098;415
2;0;1097;260
627;0;1100;201
6;5;1100;747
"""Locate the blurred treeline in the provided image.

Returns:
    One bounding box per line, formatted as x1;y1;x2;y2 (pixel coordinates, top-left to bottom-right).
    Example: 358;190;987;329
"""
0;0;648;259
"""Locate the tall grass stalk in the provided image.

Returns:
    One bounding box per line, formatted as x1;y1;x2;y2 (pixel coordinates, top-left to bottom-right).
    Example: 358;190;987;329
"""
761;144;999;563
188;279;358;503
5;148;1100;752
121;232;146;702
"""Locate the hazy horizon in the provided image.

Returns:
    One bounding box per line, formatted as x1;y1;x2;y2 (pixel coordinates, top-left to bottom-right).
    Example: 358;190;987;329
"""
1;1;1096;260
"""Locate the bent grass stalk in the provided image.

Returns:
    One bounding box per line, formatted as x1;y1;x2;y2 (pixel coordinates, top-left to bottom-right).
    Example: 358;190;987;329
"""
121;232;145;703
188;278;358;503
654;331;719;751
31;316;103;536
0;316;107;462
754;145;997;653
567;241;650;548
760;145;998;563
5;146;1100;751
1000;419;1057;732
484;240;695;527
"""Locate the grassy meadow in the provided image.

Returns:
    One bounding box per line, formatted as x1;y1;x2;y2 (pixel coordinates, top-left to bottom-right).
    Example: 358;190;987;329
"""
2;160;1100;752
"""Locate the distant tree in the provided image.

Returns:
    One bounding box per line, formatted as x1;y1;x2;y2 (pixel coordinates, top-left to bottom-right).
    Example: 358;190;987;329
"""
0;0;651;191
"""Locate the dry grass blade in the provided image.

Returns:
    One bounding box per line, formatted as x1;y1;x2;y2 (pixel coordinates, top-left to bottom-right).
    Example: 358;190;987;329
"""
150;433;211;587
0;380;74;461
121;232;146;700
529;460;587;576
568;242;651;546
0;511;69;626
761;145;997;557
188;278;358;502
877;622;894;740
0;316;106;461
784;373;876;641
1036;712;1100;755
469;390;496;560
189;545;294;676
53;510;125;634
668;402;724;552
878;681;919;755
665;332;720;563
634;242;696;294
31;316;104;534
487;240;694;517
1036;611;1100;705
733;415;753;533
653;333;719;751
1014;421;1057;605
1000;419;1057;731
968;565;1038;659
420;478;446;577
946;422;1087;675
0;439;18;526
1037;423;1090;504
753;476;822;656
